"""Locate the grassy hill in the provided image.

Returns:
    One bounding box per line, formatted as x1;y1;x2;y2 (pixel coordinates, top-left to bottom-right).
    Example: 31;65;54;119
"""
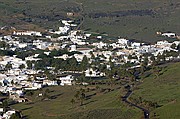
10;62;180;119
130;62;180;119
11;85;141;119
0;0;180;42
78;0;180;42
0;0;81;31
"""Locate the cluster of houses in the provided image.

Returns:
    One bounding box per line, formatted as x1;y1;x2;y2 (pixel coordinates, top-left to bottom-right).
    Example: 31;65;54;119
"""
0;109;19;119
0;20;180;118
49;20;77;35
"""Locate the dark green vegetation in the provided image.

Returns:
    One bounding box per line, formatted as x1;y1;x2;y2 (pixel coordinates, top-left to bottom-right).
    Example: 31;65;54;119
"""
11;85;141;119
130;62;180;119
0;0;81;31
0;0;179;42
77;0;180;42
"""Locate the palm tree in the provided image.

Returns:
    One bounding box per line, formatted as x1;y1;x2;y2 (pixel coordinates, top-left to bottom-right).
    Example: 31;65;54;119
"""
74;91;80;100
153;66;161;79
89;70;92;80
19;64;25;70
70;98;75;108
2;100;8;112
5;63;12;71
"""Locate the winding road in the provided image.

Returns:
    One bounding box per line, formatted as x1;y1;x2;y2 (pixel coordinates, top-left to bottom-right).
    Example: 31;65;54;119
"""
122;89;150;119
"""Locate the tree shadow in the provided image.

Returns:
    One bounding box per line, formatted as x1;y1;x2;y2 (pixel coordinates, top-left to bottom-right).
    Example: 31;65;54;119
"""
50;93;63;99
21;106;33;111
26;102;34;105
86;93;96;100
83;100;97;106
22;115;29;119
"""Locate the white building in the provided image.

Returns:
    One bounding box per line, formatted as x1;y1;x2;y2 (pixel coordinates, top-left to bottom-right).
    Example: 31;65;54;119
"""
43;80;58;86
85;68;104;77
33;40;51;49
13;31;42;36
118;38;129;45
70;45;77;52
92;42;107;49
131;42;141;48
59;26;70;34
162;33;176;37
59;75;74;86
77;48;93;55
3;110;16;119
74;54;85;62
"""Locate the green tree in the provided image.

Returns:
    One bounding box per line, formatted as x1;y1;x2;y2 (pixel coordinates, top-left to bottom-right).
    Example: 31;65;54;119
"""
5;63;12;70
89;51;95;59
26;61;33;69
79;88;86;106
150;55;157;66
74;89;86;106
153;66;161;79
26;91;34;96
43;92;50;99
76;74;85;84
106;70;114;88
89;70;92;80
0;41;8;50
70;98;75;108
45;88;50;93
177;44;180;52
68;56;78;71
19;64;25;70
2;100;8;112
170;43;176;49
80;55;89;71
140;56;148;75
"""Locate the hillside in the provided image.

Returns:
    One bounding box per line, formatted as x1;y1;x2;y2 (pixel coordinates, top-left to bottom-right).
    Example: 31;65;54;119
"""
11;85;142;119
130;62;180;119
0;0;180;42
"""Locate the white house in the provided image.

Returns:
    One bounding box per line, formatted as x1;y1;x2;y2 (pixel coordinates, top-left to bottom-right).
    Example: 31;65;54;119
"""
70;45;77;52
118;38;129;45
54;54;71;60
3;110;16;119
162;33;176;37
97;36;102;39
25;55;41;61
18;43;28;48
85;34;91;37
13;31;42;36
53;26;70;34
74;54;85;62
131;42;141;48
85;68;104;77
59;75;74;86
0;108;3;113
43;80;58;86
33;40;51;50
24;82;42;90
92;42;107;49
77;48;93;55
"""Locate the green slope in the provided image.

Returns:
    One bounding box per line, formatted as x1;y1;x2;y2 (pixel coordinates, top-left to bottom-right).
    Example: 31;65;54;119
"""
131;62;180;119
0;0;179;42
11;86;141;119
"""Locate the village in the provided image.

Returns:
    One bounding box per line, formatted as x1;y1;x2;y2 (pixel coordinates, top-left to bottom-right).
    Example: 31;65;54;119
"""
0;19;179;118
